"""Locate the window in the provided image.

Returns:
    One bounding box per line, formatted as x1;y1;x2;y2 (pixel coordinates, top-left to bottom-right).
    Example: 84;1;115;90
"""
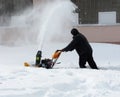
98;11;116;24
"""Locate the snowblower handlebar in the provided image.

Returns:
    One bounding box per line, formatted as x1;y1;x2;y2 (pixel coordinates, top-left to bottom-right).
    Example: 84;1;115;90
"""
52;50;62;59
51;50;62;68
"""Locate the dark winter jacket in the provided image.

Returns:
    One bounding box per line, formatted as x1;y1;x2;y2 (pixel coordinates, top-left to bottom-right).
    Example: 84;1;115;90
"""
62;32;93;56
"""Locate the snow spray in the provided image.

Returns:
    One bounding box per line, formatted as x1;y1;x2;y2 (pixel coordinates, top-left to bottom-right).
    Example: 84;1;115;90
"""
37;0;77;50
0;0;77;47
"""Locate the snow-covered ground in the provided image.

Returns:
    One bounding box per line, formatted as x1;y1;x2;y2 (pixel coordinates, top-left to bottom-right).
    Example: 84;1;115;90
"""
0;42;120;97
0;0;120;97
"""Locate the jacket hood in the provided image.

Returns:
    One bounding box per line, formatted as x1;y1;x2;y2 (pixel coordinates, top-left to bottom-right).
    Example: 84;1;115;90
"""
71;28;79;36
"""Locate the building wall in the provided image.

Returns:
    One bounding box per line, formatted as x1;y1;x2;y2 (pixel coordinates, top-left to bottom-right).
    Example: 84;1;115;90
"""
0;0;33;15
0;0;33;26
73;0;120;44
33;0;42;6
0;0;120;44
77;0;120;24
76;25;120;44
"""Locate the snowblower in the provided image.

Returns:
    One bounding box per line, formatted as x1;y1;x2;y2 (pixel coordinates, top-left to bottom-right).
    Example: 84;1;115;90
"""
24;50;62;69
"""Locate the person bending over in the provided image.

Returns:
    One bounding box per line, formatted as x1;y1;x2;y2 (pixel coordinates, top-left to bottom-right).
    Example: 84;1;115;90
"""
58;28;98;69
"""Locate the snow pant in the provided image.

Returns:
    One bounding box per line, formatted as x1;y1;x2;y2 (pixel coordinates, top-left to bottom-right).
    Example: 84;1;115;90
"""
79;53;98;69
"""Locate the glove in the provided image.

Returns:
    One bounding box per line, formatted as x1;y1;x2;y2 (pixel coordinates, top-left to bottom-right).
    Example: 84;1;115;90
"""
56;50;62;52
